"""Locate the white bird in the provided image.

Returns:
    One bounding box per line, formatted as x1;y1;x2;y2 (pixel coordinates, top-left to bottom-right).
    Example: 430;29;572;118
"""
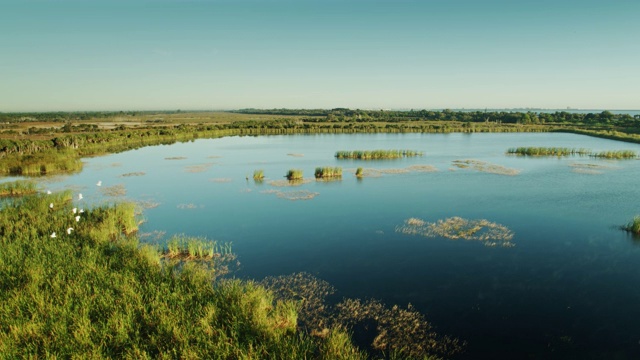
72;208;77;214
49;203;54;209
75;215;81;222
96;181;102;186
79;209;84;213
46;190;52;195
78;193;83;200
67;228;73;235
50;232;56;238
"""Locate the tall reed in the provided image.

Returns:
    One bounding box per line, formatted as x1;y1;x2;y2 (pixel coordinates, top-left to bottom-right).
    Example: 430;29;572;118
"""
335;149;423;160
315;166;342;179
286;169;303;180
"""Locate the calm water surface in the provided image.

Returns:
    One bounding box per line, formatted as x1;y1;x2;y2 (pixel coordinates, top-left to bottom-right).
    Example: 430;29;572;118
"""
40;133;640;359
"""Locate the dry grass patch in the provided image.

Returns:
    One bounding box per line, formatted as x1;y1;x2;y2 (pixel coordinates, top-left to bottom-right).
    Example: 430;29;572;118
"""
119;171;146;177
100;184;126;197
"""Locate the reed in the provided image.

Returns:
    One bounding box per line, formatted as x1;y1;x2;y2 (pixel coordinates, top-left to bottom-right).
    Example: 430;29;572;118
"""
0;180;38;197
355;167;363;177
315;166;342;179
591;150;637;159
286;169;303;180
335;149;423;160
507;147;591;156
253;169;265;181
623;216;640;235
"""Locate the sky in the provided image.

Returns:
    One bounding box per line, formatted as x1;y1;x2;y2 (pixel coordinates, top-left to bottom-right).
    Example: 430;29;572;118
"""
1;0;639;112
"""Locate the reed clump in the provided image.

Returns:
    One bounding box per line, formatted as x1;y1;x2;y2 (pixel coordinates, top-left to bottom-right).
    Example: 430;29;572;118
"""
315;166;342;179
285;169;303;180
335;149;423;160
0;180;38;197
355;167;363;178
622;216;640;235
591;150;637;159
507;147;591;156
253;169;265;181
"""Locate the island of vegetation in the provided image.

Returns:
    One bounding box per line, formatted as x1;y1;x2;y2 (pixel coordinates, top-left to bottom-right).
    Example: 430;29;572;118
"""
335;150;423;160
507;147;637;159
315;166;342;179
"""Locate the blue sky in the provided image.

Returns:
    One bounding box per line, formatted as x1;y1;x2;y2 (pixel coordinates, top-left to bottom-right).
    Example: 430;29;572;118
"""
1;0;638;111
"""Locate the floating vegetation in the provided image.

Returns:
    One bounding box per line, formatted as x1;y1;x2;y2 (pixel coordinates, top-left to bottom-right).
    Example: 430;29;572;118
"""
119;171;146;177
335;149;423;160
622;216;640;235
396;216;515;247
262;272;464;359
209;178;233;183
164;156;187;160
100;184;126;197
261;189;319;201
253;169;265;181
287;153;304;157
591;150;637;159
507;147;591;157
206;155;222;159
185;163;214;173
268;178;312;187
0;180;38;197
315;166;342;179
407;164;438;172
135;198;160;209
452;160;520;176
569;163;618;175
286;169;304;180
139;230;166;241
355;167;363;178
177;203;204;209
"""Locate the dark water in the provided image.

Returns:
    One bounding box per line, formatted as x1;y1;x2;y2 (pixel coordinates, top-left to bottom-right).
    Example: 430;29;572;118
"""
39;133;640;359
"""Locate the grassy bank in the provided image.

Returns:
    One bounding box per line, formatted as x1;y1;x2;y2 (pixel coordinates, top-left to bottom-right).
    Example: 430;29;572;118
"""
0;190;372;359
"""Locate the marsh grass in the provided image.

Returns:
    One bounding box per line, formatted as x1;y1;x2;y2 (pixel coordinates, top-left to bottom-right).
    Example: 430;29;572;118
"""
335;149;423;160
185;163;214;173
622;216;640;235
452;160;520;176
315;166;342;179
355;167;363;178
253;169;265;181
591;150;637;159
507;147;591;156
0;180;38;197
1;149;83;176
286;169;304;180
268;178;312;187
0;192;366;358
164;234;233;261
397;216;515;247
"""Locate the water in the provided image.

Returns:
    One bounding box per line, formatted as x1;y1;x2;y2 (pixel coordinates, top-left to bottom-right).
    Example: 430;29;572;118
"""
38;133;640;359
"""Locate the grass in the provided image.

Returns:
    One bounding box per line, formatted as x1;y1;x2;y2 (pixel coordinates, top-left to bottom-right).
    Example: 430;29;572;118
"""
507;147;637;159
315;166;342;179
396;216;515;247
591;150;637;159
335;149;423;160
507;147;591;156
0;180;39;197
286;169;304;180
0;192;368;359
622;216;640;235
355;167;363;178
253;169;265;181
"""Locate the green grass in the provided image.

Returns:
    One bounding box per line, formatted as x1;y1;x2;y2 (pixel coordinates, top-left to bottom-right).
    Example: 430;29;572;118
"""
335;149;423;160
506;147;591;156
0;180;39;197
623;216;640;235
315;166;342;179
355;167;364;178
286;169;304;180
0;192;367;358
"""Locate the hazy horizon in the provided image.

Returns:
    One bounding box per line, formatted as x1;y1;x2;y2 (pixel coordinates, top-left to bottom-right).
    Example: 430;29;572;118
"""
2;0;639;112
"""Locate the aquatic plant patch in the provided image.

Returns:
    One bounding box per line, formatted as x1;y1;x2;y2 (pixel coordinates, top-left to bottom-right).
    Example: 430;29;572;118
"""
177;203;204;209
185;163;214;173
396;216;515;247
165;156;187;160
452;160;520;176
99;184;127;197
261;189;319;201
268;178;312;187
119;171;146;177
335;149;423;160
209;178;233;183
287;153;304;157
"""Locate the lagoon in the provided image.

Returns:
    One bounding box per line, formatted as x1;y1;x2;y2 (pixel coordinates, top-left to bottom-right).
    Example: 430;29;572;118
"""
41;133;640;359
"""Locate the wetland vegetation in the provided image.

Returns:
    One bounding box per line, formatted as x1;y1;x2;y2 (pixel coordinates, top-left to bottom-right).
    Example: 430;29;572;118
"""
507;147;591;157
335;150;423;160
396;217;515;247
315;166;342;179
286;169;304;181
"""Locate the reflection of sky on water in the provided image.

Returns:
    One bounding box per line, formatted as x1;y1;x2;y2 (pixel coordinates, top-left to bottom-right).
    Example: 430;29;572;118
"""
28;133;640;359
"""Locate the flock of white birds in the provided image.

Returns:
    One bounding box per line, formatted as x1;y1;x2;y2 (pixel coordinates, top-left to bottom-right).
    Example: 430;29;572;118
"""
49;180;101;238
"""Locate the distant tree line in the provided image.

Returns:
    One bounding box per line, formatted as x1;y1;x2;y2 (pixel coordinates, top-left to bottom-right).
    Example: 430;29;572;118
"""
233;108;640;126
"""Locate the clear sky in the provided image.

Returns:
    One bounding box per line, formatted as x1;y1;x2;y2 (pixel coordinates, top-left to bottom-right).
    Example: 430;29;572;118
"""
1;0;639;111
